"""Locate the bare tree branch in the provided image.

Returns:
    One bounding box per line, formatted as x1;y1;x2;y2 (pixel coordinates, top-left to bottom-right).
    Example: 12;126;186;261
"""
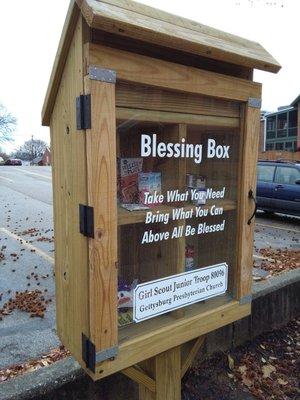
12;139;48;161
0;103;17;143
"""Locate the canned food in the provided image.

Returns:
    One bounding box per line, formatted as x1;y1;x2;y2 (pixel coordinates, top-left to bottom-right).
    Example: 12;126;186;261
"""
186;174;195;188
185;245;194;271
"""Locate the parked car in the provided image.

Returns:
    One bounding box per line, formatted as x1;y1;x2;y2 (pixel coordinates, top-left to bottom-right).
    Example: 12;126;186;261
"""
4;158;22;166
256;160;300;216
0;156;5;165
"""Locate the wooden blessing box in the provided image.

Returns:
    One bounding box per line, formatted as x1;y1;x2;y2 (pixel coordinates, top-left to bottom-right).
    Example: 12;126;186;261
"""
42;0;280;397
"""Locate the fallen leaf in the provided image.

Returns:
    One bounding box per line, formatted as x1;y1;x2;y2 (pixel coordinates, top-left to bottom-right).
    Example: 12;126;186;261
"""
228;354;234;370
239;365;247;374
277;378;288;385
262;364;276;378
242;375;253;387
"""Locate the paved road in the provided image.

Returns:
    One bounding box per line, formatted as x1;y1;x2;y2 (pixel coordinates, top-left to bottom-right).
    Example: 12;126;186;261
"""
0;166;299;369
0;166;58;369
254;211;299;252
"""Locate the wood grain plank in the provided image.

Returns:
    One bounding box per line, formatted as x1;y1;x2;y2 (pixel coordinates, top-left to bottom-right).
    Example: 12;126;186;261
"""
42;1;80;126
50;15;89;363
122;365;156;393
236;104;260;299
155;347;181;400
116;82;240;118
91;29;253;80
89;43;262;102
88;300;250;380
138;346;181;400
85;76;118;350
116;107;239;128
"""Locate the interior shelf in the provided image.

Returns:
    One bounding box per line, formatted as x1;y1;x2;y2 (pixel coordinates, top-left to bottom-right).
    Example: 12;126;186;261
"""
118;199;237;226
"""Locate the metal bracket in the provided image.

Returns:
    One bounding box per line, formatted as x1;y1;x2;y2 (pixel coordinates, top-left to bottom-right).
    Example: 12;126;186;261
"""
88;66;116;84
248;97;261;109
79;204;94;238
82;334;118;373
239;294;252;305
76;94;91;130
95;346;118;364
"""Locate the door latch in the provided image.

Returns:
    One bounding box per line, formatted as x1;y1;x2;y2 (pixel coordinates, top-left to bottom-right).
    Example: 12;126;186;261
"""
247;189;257;225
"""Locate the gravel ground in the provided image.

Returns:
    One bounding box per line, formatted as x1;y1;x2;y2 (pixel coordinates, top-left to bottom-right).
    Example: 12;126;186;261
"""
182;317;300;400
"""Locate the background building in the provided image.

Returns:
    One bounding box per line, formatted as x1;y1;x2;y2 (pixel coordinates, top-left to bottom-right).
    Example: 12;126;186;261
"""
264;95;299;152
31;147;51;166
259;110;268;152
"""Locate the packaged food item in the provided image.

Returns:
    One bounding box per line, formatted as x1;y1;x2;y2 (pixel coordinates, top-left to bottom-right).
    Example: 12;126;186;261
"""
118;309;133;326
138;172;162;205
193;188;207;205
118;282;134;309
195;175;206;189
118;158;143;203
185;245;194;271
186;174;195;188
186;174;206;205
117;279;138;309
117;279;138;326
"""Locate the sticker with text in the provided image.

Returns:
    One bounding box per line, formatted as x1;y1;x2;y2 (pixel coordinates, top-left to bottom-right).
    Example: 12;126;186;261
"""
133;263;228;322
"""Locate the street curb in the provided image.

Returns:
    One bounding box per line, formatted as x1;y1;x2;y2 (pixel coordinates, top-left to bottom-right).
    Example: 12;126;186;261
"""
1;269;299;400
0;358;83;400
252;268;300;299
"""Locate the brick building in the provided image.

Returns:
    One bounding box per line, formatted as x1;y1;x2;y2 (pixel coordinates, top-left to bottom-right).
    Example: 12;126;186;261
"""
32;147;51;166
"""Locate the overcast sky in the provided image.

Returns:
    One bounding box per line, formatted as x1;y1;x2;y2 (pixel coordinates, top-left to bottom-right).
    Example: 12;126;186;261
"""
0;0;299;153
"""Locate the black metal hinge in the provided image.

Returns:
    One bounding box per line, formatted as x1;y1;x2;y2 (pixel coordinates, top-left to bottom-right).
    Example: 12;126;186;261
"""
79;204;94;238
76;94;91;130
82;333;96;373
82;334;118;373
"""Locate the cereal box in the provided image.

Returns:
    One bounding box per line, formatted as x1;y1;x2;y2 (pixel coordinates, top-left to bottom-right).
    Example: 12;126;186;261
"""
138;172;162;205
118;158;143;204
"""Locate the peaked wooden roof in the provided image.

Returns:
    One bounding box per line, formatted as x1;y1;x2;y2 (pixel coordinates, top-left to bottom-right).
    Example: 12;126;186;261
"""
42;0;280;125
80;0;280;72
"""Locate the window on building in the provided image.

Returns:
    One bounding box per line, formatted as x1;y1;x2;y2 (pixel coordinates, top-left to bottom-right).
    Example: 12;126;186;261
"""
289;110;297;128
277;113;287;130
266;131;275;139
275;142;284;150
288;127;297;137
257;165;275;182
274;167;300;185
285;142;293;150
277;129;287;138
267;117;275;131
265;143;274;150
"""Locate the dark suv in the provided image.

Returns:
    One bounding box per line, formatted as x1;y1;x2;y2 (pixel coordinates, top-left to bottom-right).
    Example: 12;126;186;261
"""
256;160;300;216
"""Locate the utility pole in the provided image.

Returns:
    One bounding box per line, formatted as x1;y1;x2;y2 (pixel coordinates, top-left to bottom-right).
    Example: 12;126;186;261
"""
31;135;34;162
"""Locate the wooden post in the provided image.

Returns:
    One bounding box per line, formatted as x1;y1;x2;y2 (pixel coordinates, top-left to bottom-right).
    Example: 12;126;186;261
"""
85;74;118;353
236;100;261;301
139;347;181;400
